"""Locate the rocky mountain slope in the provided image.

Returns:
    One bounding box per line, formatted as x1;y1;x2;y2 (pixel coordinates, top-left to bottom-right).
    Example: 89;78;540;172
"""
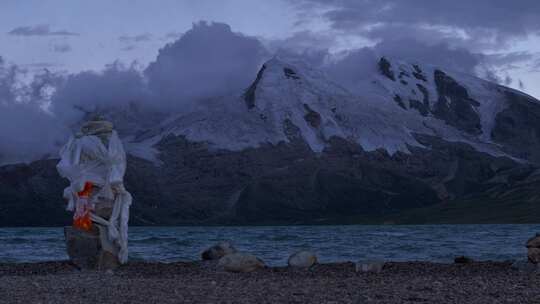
2;57;540;226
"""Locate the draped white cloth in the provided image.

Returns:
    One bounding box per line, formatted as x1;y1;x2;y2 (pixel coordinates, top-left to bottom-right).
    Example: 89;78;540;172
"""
57;130;132;264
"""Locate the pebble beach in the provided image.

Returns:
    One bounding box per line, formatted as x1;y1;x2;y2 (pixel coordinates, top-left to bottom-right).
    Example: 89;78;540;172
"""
1;260;539;304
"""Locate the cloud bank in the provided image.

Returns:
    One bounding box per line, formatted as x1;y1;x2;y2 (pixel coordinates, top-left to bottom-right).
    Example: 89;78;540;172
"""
8;24;80;37
0;17;538;164
286;0;540;84
0;58;66;164
52;43;72;53
118;33;153;43
145;21;268;108
294;0;540;48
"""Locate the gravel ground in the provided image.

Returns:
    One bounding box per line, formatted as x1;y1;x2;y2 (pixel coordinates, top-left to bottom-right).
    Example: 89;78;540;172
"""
0;261;539;304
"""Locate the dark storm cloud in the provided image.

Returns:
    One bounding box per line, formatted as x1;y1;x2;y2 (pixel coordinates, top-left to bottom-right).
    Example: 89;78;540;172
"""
296;0;540;44
321;40;484;92
264;30;334;67
358;23;478;49
145;21;268;108
266;30;335;53
284;1;540;85
375;39;481;74
8;24;79;37
292;0;540;79
118;33;153;43
49;21;270;119
50;61;148;125
269;31;487;83
0;59;67;163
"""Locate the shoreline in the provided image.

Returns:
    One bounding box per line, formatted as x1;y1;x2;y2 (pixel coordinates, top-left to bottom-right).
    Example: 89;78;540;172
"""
1;260;539;303
2;222;540;228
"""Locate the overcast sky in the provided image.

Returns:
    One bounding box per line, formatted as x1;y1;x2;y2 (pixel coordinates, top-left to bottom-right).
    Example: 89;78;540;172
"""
0;0;539;97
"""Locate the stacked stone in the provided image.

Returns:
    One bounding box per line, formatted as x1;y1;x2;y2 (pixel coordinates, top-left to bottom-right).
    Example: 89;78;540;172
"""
527;233;540;264
65;225;118;270
65;198;118;270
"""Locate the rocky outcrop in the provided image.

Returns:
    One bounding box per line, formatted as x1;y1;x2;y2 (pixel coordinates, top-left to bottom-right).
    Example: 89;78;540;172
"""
491;89;540;163
378;57;395;81
244;65;266;109
412;65;427;82
527;234;540;264
303;104;322;128
409;99;429;116
393;95;406;109
283;67;300;80
432;70;482;135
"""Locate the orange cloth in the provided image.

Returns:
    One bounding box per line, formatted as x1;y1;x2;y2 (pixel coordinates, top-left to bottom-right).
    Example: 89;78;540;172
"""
74;181;93;231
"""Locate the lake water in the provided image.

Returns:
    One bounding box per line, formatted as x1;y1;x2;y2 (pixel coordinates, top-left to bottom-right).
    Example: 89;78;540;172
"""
0;225;538;266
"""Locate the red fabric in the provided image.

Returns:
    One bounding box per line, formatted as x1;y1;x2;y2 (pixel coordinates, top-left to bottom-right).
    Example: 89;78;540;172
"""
74;182;93;231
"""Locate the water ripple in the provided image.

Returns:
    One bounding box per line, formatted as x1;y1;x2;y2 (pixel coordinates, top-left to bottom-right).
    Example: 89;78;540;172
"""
0;224;538;265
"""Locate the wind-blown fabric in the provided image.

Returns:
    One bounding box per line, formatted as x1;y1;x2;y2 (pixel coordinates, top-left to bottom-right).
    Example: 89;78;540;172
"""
57;130;132;264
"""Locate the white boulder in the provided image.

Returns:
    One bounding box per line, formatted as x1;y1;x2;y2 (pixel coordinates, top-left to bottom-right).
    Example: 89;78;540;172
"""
218;252;265;273
287;250;318;268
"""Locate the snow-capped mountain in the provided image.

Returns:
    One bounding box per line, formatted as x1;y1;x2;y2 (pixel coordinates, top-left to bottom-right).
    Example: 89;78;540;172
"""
124;57;538;164
2;57;540;226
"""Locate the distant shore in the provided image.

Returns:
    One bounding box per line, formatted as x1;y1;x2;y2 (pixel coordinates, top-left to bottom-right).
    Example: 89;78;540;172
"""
0;260;539;303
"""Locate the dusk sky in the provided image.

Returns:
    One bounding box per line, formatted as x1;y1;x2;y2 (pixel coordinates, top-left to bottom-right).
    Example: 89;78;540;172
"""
1;0;539;97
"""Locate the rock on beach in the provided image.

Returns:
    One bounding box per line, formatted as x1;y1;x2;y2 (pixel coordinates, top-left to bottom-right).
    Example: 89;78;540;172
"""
217;252;265;272
355;260;385;273
527;234;540;264
201;241;237;261
288;250;318;268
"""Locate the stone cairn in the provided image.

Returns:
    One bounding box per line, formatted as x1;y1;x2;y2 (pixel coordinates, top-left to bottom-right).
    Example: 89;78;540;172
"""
59;117;130;270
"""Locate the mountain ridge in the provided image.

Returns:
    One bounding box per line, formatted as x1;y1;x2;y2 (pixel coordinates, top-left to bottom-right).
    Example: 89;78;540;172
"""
1;56;540;226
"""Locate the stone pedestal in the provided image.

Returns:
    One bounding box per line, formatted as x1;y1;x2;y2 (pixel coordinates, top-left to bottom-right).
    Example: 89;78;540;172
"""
64;226;119;270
